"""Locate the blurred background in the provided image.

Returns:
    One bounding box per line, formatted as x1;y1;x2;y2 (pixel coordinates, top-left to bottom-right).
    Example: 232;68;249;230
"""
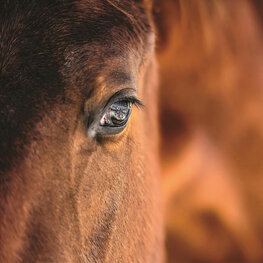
153;0;263;262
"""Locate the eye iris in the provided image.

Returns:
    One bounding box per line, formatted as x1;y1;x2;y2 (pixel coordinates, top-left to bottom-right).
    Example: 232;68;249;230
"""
100;101;132;127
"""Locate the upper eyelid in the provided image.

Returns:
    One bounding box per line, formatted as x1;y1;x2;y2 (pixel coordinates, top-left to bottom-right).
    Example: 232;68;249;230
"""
103;88;143;110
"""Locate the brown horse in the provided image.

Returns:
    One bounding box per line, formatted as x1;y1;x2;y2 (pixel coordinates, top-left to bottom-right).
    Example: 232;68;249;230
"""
0;1;164;262
155;0;263;262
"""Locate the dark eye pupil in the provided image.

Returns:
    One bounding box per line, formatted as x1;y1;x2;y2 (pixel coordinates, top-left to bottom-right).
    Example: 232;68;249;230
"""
100;100;132;127
110;101;131;125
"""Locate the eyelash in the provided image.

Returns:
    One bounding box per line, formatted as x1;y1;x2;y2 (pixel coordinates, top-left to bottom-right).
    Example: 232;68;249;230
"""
119;96;144;108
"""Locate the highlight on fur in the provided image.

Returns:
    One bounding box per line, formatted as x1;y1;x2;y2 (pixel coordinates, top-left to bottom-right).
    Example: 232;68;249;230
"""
155;0;263;262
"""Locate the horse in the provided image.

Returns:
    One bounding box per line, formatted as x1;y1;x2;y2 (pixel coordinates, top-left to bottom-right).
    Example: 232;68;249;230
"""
0;1;164;262
154;0;263;262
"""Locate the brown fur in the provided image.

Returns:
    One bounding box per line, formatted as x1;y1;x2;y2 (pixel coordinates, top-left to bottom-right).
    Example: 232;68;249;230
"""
155;0;263;262
0;1;164;262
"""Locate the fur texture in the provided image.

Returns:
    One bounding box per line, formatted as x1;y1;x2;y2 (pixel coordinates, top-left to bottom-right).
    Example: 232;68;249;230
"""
0;1;164;262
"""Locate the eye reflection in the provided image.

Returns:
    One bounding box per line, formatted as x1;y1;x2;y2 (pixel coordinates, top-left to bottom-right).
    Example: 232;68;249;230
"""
100;101;132;127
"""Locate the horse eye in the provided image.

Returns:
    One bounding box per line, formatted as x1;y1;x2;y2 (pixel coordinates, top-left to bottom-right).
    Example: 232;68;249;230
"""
86;90;142;138
100;101;132;127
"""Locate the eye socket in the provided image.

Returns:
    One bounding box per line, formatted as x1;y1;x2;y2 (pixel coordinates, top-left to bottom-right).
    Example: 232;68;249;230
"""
100;100;132;127
86;89;143;138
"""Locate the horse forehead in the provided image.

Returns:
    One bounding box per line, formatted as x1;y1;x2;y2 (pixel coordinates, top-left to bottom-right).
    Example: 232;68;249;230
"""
0;0;150;85
0;0;149;47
